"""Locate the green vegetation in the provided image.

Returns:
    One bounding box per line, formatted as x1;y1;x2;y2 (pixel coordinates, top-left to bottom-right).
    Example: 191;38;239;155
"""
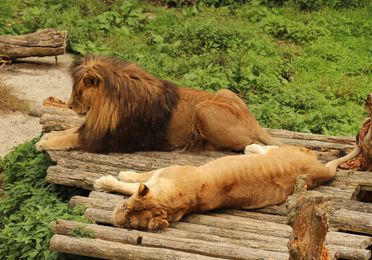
1;0;371;135
0;0;371;258
69;225;95;239
0;141;90;259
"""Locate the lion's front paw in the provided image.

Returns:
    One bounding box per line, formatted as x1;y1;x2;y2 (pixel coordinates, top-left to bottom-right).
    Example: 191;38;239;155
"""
94;175;119;192
118;171;139;182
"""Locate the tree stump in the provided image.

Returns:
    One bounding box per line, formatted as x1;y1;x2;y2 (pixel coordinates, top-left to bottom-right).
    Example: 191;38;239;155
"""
286;175;333;260
0;28;67;60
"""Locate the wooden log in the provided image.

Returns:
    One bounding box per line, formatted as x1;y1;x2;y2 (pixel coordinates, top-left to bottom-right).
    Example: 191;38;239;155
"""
52;220;289;260
45;165;100;190
40;113;83;133
44;147;358;191
314;185;359;200
79;204;372;259
73;192;372;250
80;208;368;260
328;245;371;260
29;105;75;118
286;175;331;260
330;208;372;235
265;128;355;145
0;29;67;59
50;234;219;260
83;191;372;236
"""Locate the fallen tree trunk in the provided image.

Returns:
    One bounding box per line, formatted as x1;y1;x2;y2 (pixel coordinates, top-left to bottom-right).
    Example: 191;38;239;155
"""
286;176;331;260
0;28;67;59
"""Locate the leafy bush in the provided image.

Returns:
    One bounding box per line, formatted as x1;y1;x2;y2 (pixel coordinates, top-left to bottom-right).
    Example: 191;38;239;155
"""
0;140;89;260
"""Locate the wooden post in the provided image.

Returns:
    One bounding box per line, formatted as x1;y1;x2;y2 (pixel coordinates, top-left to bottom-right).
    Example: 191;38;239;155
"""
286;175;334;260
0;28;67;59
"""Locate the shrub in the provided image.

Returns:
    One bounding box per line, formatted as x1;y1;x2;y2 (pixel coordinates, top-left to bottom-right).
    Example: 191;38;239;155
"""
0;140;89;260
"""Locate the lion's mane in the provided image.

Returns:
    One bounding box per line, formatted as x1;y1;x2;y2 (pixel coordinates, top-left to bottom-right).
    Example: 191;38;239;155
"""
71;55;180;152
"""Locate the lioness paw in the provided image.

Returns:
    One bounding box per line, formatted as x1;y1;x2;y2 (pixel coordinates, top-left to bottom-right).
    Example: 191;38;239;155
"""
94;175;119;192
118;171;139;182
35;140;47;152
244;144;267;155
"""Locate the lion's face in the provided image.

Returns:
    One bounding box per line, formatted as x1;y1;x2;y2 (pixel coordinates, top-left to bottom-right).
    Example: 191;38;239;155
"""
67;72;101;115
113;184;169;230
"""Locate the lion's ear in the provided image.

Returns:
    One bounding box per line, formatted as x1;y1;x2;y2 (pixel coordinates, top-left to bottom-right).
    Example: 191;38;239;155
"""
138;183;150;197
83;73;99;87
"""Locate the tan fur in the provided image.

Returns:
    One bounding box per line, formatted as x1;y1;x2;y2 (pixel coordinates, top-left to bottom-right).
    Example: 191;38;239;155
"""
35;55;281;153
94;145;340;230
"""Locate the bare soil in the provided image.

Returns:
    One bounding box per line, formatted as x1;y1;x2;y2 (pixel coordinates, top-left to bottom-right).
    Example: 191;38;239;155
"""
0;54;75;157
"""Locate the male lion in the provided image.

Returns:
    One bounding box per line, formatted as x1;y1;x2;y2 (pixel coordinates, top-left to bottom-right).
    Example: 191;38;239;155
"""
36;55;282;153
94;145;345;230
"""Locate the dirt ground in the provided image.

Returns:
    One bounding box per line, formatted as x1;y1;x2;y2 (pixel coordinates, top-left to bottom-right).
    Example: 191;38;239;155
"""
0;54;75;158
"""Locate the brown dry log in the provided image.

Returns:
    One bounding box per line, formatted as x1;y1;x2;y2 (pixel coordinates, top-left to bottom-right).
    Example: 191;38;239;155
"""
286;180;331;260
331;170;372;189
0;29;67;59
40;113;83;133
79;204;370;259
52;220;289;260
314;185;359;200
328;245;371;260
29;105;76;118
49;234;219;260
330;208;372;235
265;128;355;145
83;191;372;238
80;207;367;259
44;156;359;195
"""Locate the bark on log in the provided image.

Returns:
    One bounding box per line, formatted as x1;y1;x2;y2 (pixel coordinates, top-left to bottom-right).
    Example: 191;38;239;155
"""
50;234;219;260
52;220;289;260
79;207;369;260
82;191;372;236
0;29;67;59
286;176;331;260
73;192;372;250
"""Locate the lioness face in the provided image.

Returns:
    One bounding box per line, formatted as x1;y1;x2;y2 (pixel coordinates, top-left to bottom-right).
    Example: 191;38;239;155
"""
113;184;169;230
68;72;100;115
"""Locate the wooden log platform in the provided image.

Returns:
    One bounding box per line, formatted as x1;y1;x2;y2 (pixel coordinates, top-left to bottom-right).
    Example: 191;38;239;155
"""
34;106;372;259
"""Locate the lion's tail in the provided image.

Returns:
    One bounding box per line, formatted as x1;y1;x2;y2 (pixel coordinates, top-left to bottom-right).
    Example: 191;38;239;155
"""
325;146;361;173
256;131;285;147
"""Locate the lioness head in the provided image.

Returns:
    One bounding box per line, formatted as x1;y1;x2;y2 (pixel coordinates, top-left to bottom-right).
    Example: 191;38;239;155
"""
113;183;169;230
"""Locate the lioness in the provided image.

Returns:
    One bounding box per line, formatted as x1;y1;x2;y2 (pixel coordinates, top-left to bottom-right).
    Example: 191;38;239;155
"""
94;145;345;230
36;55;282;153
